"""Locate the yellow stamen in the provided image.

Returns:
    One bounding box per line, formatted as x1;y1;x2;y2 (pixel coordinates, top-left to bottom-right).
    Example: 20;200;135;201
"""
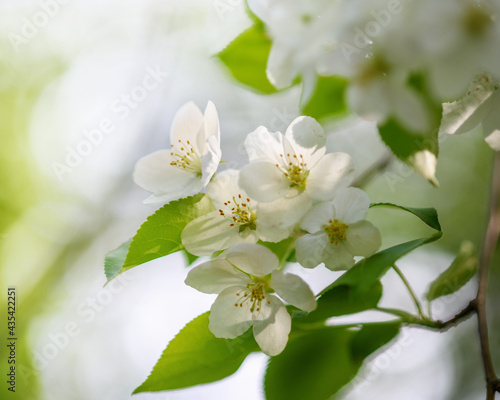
324;218;349;246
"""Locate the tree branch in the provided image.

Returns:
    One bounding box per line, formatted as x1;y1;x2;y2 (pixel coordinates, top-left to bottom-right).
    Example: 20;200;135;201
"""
477;152;500;399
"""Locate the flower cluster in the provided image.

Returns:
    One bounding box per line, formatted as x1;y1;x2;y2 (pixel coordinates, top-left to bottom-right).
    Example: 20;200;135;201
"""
249;0;500;149
133;101;381;355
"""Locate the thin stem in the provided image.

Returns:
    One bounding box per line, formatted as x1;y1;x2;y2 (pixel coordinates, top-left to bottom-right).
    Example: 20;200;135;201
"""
352;152;392;188
392;264;426;319
376;301;476;331
477;151;500;399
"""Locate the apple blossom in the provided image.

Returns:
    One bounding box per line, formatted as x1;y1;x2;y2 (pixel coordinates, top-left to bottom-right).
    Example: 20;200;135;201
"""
295;187;381;270
133;101;221;204
185;243;317;356
181;169;292;256
239;116;355;230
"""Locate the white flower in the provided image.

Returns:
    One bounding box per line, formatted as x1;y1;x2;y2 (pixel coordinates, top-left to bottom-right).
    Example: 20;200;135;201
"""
133;101;221;204
181;169;292;256
319;47;432;134
247;0;339;91
239;116;355;230
185;243;316;356
401;0;500;100
441;73;500;151
295;187;381;270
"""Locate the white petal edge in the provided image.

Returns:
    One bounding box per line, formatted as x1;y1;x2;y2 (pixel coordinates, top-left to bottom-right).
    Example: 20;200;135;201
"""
209;286;255;339
185;259;251;294
244;126;284;164
300;201;334;233
285;116;326;159
252;296;291;356
344;220;382;257
181;212;258;257
332;187;371;224
307;152;356;201
170;102;204;154
271;270;317;312
295;232;329;269
257;192;312;230
240;162;290;202
223;243;279;277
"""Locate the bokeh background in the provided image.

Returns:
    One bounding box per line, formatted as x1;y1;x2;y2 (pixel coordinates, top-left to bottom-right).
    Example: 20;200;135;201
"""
0;1;499;399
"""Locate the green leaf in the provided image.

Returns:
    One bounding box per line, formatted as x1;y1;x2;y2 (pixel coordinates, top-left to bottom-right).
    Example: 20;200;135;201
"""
426;241;478;302
104;240;131;281
258;237;296;266
323;232;443;297
378;118;440;185
377;74;442;185
134;312;258;394
301;233;443;323
301;76;348;121
300;282;383;323
183;250;199;266
350;322;401;364
106;194;213;282
218;23;278;94
265;323;400;400
370;203;442;231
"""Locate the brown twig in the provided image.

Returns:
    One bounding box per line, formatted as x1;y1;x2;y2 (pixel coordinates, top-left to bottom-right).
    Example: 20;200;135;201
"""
432;299;477;331
477;151;500;399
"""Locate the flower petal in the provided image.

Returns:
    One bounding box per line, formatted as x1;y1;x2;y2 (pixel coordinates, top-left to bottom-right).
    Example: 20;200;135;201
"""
300;201;334;233
223;243;279;276
257;192;312;230
332;187;371;224
202;101;220;144
322;243;355;271
240;162;290;202
271;271;317;312
181;211;258;256
244;126;284;164
252;296;291;356
267;44;298;89
256;223;292;243
209;286;254;339
133;150;203;204
295;232;329;269
133;150;193;192
307;152;356;201
345;220;382;257
200;134;222;187
170;102;204;154
482;103;500;151
207;169;247;209
185;259;251;294
284;116;326;165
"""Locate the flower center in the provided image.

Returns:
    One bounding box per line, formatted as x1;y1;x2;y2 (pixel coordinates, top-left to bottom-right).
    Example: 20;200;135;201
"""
324;219;349;245
219;194;257;231
170;139;202;174
275;152;309;190
234;282;271;313
357;56;390;87
463;3;492;37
